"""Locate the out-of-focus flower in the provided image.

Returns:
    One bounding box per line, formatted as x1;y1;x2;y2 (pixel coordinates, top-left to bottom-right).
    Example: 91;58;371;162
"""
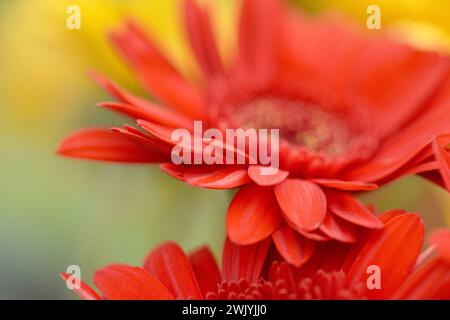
58;0;450;267
297;0;450;228
61;210;450;300
297;0;450;53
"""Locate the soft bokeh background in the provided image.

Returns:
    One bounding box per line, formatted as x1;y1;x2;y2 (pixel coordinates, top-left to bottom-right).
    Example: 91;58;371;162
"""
0;0;449;299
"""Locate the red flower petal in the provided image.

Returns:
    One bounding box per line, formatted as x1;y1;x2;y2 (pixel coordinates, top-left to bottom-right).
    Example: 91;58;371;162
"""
143;242;202;299
274;179;327;231
159;163;189;181
346;213;424;299
238;0;281;87
227;184;283;245
98;101;194;130
89;70;147;107
295;227;330;242
272;224;314;267
357;48;449;137
60;273;102;300
189;246;222;296
222;237;271;283
432;135;450;191
184;166;251;189
379;209;406;224
137;120;176;145
327;191;383;229
311;179;377;191
392;257;450;299
343;83;450;185
279;14;364;91
341;210;406;273
429;229;450;263
109;21;206;119
89;71;195;130
343;136;432;183
111;125;173;154
93;264;174;300
184;0;224;78
248;165;289;186
200;138;254;163
58;128;168;163
319;211;359;243
280;11;449;135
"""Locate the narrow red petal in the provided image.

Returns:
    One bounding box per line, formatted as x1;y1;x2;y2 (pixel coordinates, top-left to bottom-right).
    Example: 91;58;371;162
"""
327;191;384;229
184;166;251;189
90;72;195;130
280;12;449;137
189;246;222;296
432;135;450;191
58;128;168;163
414;246;436;269
60;273;102;300
227;184;283;245
222;237;271;283
143;242;202;299
403;161;440;176
319;211;359;243
344;99;450;185
429;229;450;263
93;264;174;300
274;179;327;231
238;0;281;87
340;211;400;273
358;49;449;137
109;21;207;119
137;120;176;145
311;179;377;191
343;136;432;183
111;125;173;154
272;224;314;267
295;227;330;242
346;213;424;299
98;101;193;130
159;163;189;181
379;209;407;223
393;257;450;299
89;70;147;107
184;0;224;78
248;165;289;186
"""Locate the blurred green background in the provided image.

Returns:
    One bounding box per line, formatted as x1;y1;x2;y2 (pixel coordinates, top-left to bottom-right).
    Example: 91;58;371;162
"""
0;0;449;299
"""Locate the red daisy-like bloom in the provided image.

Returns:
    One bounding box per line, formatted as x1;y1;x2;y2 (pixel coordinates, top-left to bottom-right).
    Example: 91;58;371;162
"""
61;210;450;300
59;0;450;266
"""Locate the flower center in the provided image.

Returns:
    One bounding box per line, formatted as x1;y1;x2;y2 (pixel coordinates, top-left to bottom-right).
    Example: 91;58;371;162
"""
229;98;362;158
205;265;366;300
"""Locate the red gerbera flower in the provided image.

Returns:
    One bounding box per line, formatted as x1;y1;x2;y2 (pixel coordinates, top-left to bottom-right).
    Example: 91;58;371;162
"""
61;210;450;300
59;0;450;266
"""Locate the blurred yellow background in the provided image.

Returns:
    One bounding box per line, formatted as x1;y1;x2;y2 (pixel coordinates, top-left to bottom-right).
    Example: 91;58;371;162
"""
0;0;449;299
299;0;450;53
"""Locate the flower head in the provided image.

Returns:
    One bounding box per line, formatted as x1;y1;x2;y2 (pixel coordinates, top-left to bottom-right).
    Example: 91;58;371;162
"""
59;0;450;266
62;210;450;300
